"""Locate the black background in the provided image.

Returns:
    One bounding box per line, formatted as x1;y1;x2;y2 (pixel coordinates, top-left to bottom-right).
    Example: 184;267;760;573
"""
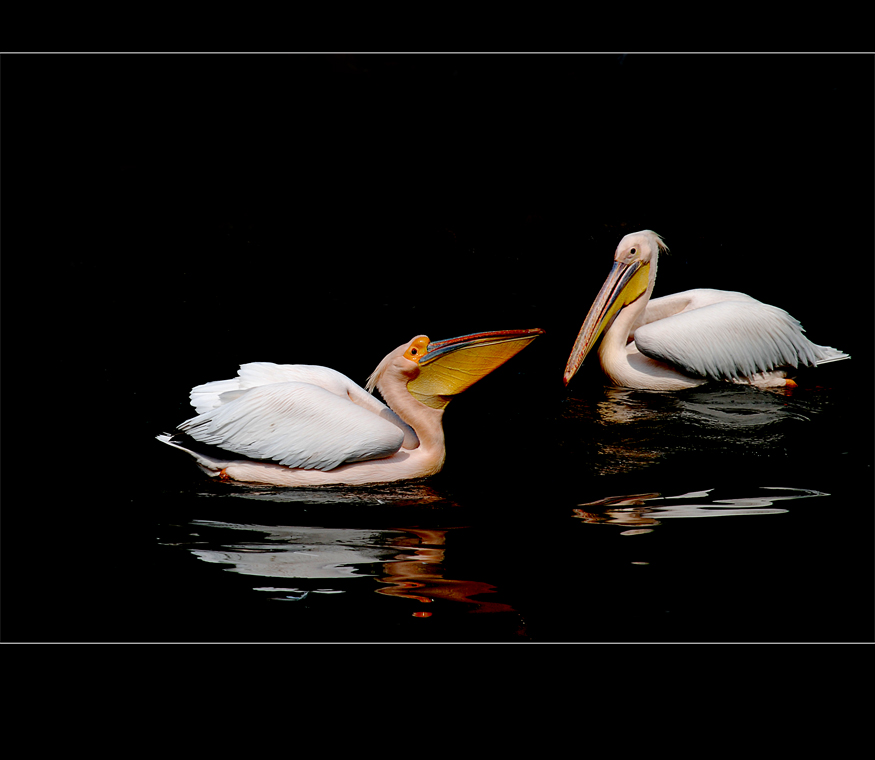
2;53;872;642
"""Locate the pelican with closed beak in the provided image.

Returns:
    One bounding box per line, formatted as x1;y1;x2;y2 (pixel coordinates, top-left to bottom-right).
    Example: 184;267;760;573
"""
158;328;544;486
563;230;848;390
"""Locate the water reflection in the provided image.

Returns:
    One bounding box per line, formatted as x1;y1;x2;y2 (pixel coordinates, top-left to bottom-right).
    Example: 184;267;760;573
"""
161;514;511;613
593;385;809;428
562;383;835;476
196;481;452;507
373;527;514;613
158;482;827;618
574;485;827;529
187;523;399;580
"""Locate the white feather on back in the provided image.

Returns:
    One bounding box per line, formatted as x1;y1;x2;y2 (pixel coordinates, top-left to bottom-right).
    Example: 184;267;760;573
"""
190;363;357;414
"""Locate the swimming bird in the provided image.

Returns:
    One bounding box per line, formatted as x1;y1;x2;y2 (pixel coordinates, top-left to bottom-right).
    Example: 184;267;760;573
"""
158;328;544;486
563;230;848;390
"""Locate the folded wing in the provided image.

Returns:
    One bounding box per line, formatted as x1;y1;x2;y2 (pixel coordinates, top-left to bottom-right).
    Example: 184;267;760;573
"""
189;362;419;450
634;298;843;382
178;381;406;470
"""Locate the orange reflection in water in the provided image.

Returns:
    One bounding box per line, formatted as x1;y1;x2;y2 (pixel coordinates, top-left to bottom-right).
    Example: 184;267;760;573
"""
574;492;663;527
376;528;515;614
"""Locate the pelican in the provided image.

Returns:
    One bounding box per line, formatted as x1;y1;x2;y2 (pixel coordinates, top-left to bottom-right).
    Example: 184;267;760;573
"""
563;230;849;390
157;328;544;487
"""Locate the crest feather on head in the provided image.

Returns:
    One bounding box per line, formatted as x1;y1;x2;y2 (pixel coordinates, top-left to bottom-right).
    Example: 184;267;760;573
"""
642;229;670;254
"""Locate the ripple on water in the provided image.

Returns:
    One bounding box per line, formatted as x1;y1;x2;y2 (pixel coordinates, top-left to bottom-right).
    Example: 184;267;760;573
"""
573;485;828;528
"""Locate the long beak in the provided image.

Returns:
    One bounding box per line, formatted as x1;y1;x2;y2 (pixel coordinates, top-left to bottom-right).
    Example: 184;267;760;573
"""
563;259;650;386
409;328;545;409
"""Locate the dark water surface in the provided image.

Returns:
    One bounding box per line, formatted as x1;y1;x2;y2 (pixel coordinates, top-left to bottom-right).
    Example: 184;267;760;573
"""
4;54;872;643
143;372;871;643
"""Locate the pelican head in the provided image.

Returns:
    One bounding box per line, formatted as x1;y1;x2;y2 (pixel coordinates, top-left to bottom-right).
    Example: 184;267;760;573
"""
563;230;667;386
368;328;545;409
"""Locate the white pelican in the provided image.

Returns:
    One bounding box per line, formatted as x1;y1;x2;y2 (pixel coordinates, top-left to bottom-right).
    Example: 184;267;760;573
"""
563;230;849;390
158;328;544;487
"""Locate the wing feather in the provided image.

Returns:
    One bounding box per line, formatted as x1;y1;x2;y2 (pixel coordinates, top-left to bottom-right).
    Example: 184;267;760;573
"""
190;363;357;413
189;362;419;449
634;300;833;382
178;381;405;470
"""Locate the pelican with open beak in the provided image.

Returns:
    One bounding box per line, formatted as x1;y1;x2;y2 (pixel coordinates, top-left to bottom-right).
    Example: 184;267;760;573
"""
158;328;544;486
563;230;848;391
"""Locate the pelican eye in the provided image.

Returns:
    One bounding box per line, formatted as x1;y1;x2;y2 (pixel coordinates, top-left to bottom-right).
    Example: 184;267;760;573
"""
404;337;431;361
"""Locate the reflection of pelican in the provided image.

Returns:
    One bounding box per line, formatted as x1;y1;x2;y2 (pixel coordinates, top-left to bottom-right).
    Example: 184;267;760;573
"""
158;328;543;486
376;528;516;613
573;486;827;527
563;230;849;390
186;524;396;580
170;521;516;613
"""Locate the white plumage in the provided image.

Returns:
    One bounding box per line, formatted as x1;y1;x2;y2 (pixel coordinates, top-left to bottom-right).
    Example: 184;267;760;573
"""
633;290;847;383
179;379;407;471
564;231;849;390
158;329;543;487
172;361;419;471
189;363;366;414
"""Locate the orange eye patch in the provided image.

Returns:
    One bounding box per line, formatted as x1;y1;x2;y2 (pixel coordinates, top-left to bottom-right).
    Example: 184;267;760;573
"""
404;336;430;361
